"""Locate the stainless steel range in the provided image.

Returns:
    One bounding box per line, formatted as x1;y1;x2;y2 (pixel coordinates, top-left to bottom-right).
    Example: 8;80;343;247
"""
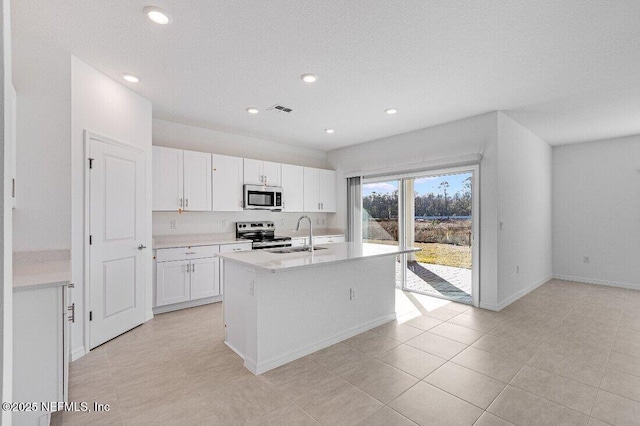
236;221;292;250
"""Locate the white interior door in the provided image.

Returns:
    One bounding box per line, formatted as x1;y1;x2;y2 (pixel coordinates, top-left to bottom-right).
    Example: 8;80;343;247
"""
89;138;146;348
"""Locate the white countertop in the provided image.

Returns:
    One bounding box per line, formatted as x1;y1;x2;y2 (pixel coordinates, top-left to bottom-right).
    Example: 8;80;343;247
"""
153;234;252;249
13;260;71;292
216;242;419;273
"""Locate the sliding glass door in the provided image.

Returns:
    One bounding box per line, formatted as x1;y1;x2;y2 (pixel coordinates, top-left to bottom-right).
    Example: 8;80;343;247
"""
361;167;478;305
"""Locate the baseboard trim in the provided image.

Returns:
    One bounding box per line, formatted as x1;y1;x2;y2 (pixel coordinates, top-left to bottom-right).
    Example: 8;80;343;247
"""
479;275;552;312
552;275;640;291
152;296;222;314
248;313;396;375
496;275;552;311
71;346;86;362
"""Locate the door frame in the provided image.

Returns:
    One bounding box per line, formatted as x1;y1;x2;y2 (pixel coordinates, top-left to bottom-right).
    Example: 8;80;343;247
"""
83;130;147;351
361;164;480;307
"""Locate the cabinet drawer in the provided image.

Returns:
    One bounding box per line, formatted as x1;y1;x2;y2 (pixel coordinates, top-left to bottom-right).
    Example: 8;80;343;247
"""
156;245;220;262
313;235;345;244
219;242;253;253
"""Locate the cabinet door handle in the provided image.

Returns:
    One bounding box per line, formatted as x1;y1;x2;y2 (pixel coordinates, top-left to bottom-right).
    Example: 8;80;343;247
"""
67;303;75;323
179;198;183;208
186;264;190;273
192;263;195;272
185;251;196;255
185;198;189;207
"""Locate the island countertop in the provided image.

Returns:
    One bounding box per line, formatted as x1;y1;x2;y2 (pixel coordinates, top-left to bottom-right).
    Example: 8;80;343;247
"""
216;242;419;273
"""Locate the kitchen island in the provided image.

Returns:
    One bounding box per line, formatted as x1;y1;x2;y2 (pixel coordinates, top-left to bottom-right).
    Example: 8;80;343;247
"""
218;242;419;374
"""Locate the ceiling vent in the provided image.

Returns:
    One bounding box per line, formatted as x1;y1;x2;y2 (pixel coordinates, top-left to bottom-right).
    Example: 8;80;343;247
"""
267;104;293;113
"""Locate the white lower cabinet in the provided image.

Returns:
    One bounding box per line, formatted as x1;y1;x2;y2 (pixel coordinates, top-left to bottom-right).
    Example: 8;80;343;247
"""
155;242;252;310
13;285;69;426
156;245;220;307
156;260;192;306
190;257;219;299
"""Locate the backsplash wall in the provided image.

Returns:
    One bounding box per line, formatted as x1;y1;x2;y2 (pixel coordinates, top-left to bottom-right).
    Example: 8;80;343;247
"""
153;211;333;236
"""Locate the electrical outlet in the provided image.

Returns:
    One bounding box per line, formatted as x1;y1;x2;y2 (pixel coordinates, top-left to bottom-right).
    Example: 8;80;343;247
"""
249;281;255;296
169;220;176;230
516;265;520;274
316;218;320;225
499;221;504;231
583;256;590;264
222;219;227;228
350;288;356;300
281;219;285;226
321;218;326;226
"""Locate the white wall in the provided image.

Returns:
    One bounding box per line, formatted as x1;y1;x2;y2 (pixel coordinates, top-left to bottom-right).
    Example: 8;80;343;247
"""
497;113;552;306
553;135;640;289
12;38;71;251
70;56;153;359
152;119;334;236
1;0;12;421
328;112;500;308
154;119;329;169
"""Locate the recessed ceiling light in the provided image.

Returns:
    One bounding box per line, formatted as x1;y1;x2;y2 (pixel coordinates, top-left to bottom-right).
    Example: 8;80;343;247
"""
385;108;397;115
301;73;318;83
324;128;335;134
144;6;171;25
246;107;259;114
122;74;140;83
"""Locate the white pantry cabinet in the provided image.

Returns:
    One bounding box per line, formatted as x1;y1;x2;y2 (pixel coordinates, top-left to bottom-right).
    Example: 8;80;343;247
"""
244;159;282;186
281;164;304;212
152;146;212;211
303;167;337;212
213;154;244;211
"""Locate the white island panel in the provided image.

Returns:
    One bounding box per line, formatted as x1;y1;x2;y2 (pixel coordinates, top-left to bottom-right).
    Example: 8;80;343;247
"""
222;243;418;374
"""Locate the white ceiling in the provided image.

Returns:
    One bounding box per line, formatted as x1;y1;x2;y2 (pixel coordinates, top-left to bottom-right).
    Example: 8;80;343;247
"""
12;0;640;151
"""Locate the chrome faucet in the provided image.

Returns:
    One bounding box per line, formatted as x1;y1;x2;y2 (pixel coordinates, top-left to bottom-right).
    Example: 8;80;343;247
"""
296;215;314;252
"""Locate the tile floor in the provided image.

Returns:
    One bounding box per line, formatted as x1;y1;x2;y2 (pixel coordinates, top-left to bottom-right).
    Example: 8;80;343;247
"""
52;279;640;425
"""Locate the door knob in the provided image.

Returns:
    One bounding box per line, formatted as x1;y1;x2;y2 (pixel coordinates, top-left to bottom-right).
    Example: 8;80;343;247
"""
138;244;147;250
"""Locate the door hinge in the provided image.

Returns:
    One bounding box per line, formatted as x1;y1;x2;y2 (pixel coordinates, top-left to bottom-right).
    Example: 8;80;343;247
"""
88;158;94;169
89;311;93;321
89;235;93;245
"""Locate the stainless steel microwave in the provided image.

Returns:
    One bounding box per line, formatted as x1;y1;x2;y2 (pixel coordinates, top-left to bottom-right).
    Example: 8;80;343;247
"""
243;185;283;210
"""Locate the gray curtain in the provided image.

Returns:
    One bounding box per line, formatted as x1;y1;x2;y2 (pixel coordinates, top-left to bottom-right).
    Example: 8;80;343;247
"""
346;176;362;244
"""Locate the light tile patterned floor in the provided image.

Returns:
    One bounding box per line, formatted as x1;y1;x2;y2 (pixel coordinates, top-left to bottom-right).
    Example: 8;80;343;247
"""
53;280;640;425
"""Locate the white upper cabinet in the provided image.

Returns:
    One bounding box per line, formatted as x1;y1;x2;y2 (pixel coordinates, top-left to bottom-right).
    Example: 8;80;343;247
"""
153;146;184;211
303;167;337;213
153;146;212;211
243;159;281;186
183;150;212;211
319;168;337;212
303;167;320;212
262;161;282;186
213;154;244;211
281;164;304;212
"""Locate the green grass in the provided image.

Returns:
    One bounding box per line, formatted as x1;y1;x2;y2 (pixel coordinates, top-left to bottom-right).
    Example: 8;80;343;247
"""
365;240;471;269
